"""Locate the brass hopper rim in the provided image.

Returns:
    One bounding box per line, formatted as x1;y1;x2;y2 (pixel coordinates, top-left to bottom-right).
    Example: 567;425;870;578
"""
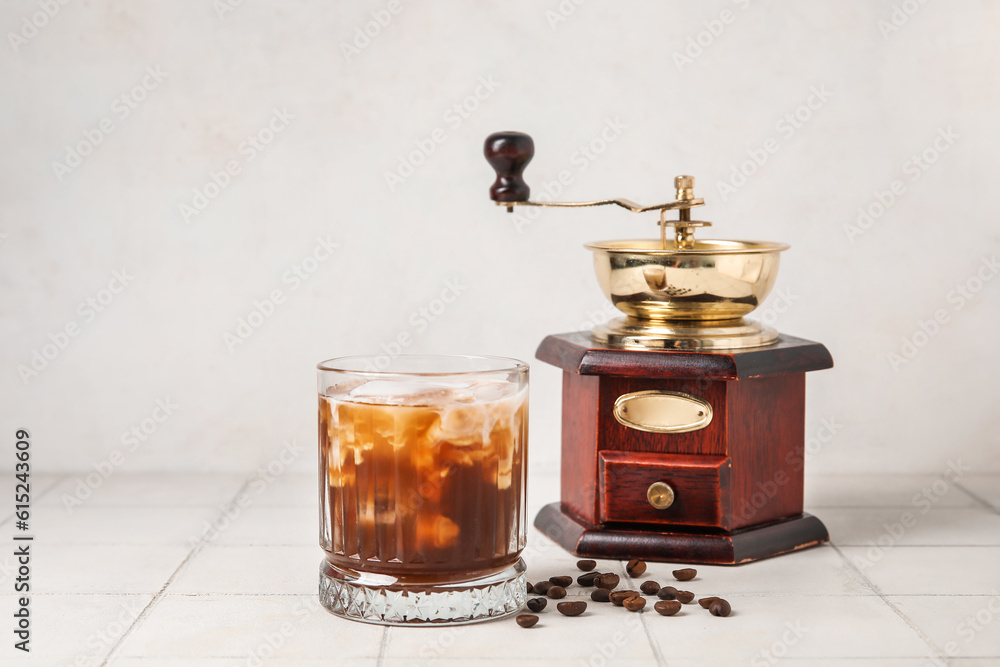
584;238;791;255
586;238;790;350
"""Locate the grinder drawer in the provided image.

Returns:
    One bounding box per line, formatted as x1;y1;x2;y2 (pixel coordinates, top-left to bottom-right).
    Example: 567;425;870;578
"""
599;451;732;529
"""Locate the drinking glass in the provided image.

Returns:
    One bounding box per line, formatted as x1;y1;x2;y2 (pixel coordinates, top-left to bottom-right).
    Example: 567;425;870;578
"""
317;354;529;625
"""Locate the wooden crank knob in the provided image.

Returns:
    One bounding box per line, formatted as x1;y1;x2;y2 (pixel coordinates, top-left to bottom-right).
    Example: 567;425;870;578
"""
484;131;534;202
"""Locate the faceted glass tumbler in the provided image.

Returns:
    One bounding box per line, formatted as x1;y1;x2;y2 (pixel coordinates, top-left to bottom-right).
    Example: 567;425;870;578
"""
317;354;529;625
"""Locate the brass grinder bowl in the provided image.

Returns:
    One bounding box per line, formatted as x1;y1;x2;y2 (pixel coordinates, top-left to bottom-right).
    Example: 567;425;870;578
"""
586;239;789;322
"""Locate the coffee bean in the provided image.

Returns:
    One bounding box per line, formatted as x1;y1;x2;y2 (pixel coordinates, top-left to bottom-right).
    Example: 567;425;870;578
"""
577;572;600;587
610;590;639;606
516;614;538;628
547;585;567;599
709;599;732;617
623;596;647;611
672;568;697;581
526;597;547;612
532;581;553;595
626;559;647;577
576;559;597;571
590;588;611;602
657;586;677;600
654;600;682;616
557;601;587;617
526;581;533;594
549;576;573;587
675;590;695;604
595;573;620;589
639;580;660;595
698;597;720;609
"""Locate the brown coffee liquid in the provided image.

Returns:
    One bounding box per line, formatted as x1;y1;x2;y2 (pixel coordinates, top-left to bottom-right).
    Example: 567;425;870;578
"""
319;386;527;583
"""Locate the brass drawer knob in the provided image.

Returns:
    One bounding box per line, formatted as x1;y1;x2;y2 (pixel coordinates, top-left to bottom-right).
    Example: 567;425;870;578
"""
647;481;675;510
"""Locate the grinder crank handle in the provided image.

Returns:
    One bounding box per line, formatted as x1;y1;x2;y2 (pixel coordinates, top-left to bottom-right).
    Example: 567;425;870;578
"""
483;130;706;214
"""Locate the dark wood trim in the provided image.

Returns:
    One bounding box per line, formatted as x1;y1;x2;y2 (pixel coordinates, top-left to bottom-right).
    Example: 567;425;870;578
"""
534;503;829;565
536;332;833;380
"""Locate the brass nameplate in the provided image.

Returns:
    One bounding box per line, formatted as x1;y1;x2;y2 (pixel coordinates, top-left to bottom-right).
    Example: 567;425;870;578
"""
613;390;713;434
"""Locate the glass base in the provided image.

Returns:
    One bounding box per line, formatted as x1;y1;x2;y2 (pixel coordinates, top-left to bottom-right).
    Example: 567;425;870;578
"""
318;558;527;626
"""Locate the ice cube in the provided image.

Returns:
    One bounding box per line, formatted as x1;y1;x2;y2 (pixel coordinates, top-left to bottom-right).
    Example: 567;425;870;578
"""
323;376;368;399
417;515;459;548
348;380;473;406
430;403;486;446
471;380;516;402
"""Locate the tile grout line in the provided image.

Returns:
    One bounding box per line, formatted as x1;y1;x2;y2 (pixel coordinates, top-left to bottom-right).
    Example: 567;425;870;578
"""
376;626;390;667
952;481;1000;517
97;476;255;667
619;562;667;667
830;542;946;663
0;474;69;527
34;474;72;503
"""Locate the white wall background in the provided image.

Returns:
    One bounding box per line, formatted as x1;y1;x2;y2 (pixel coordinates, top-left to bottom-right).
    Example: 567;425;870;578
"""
1;0;998;477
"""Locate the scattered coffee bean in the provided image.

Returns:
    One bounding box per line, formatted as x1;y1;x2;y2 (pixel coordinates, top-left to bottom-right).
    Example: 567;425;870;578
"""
654;600;682;616
639;580;660;595
526;597;547;613
547;585;567;599
623;595;647;611
526;581;533;594
576;559;597;571
698;597;720;609
626;559;647;577
590;588;611;602
557;601;587;616
709;599;732;617
577;572;600;587
595;573;620;589
675;590;695;604
549;575;573;587
672;568;697;581
610;590;639;606
657;586;678;600
516;614;538;628
532;581;553;595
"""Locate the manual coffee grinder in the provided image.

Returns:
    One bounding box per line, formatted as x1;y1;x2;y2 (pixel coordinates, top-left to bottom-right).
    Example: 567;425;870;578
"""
484;131;833;564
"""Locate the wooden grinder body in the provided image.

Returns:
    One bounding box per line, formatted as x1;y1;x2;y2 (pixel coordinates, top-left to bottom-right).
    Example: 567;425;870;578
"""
534;331;833;565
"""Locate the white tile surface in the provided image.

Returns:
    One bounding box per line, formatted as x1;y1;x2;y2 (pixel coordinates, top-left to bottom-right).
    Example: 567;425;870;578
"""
0;594;152;665
381;661;654;667
837;546;1000;595
805;474;981;508
615;544;875;597
0;472;63;501
168;545;316;595
251;472;316;507
822;507;1000;546
520;527;619;579
117;595;385;660
0;474;64;526
381;606;655;662
211;504;316;546
957;475;1000;509
642;595;932;661
37;473;247;508
111;660;379;667
889;596;1000;659
31;544;189;594
33;504;219;546
665;661;941;667
6;473;999;664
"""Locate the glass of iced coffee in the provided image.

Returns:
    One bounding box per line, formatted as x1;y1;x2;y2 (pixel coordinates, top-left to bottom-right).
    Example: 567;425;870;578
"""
317;354;529;625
